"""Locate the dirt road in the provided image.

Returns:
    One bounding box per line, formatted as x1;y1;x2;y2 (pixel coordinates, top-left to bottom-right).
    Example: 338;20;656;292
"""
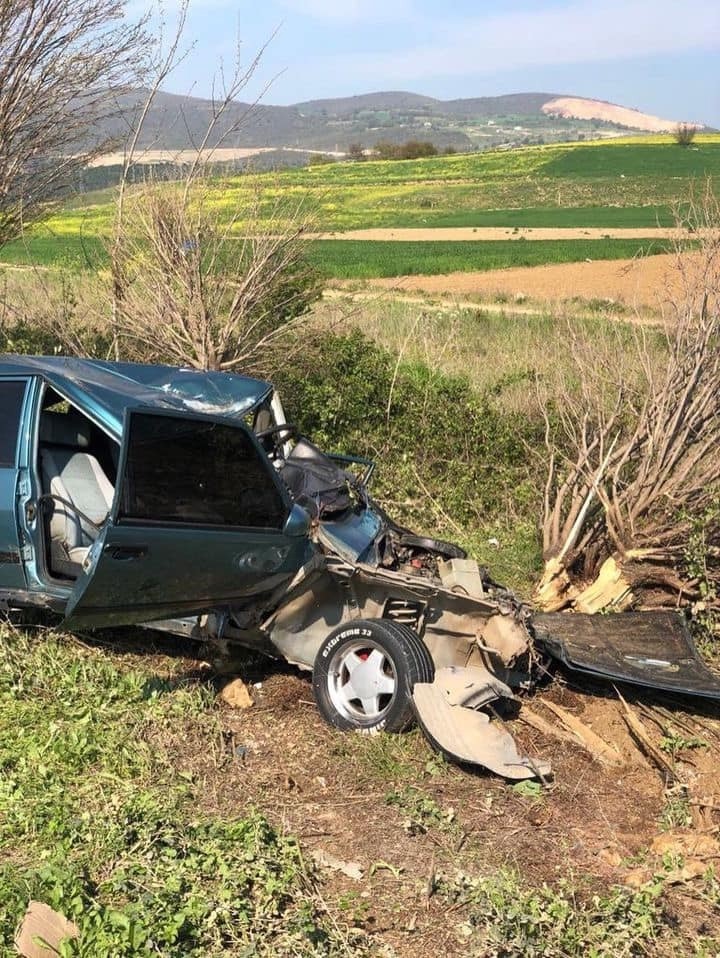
317;227;684;241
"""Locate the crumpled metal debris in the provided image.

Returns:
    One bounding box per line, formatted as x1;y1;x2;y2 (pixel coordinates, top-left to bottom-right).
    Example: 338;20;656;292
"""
412;666;551;781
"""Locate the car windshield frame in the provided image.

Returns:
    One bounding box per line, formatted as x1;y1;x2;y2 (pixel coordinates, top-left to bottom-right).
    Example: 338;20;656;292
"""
112;406;294;534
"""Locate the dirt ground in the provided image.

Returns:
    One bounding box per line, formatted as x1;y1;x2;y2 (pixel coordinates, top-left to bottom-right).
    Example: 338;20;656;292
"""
135;630;720;958
317;227;683;241
88;147;278;167
368;251;698;311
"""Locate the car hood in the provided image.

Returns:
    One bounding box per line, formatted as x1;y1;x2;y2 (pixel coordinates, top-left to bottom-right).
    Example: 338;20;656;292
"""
0;355;272;436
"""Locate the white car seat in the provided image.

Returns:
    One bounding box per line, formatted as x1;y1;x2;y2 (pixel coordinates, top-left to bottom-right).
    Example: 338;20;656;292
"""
38;412;115;578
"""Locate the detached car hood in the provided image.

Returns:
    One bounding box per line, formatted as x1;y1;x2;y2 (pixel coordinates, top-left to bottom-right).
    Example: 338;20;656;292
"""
534;610;720;701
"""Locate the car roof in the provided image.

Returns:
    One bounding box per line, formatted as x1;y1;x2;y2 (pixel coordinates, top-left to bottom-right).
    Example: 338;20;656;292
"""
0;355;273;436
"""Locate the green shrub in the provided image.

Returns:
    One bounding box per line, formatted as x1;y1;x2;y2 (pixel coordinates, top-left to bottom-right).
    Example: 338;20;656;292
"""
274;330;544;532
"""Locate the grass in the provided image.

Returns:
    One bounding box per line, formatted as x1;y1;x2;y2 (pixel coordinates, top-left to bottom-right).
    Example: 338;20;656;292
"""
0;232;106;270
307;237;676;278
0;626;349;956
438;868;666;956
395;204;678;228
248;138;720;230
0;232;679;278
3;623;714;956
279;137;720;188
543;141;720;178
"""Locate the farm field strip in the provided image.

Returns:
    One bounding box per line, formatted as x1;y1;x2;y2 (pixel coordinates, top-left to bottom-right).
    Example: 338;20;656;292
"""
365;250;695;309
305;238;677;278
0;234;678;278
314;226;690;241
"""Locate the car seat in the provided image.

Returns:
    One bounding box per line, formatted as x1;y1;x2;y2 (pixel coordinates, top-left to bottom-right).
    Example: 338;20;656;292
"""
38;411;115;578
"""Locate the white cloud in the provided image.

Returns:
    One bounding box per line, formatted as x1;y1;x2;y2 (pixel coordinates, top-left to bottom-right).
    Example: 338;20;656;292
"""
278;0;413;24
323;0;719;79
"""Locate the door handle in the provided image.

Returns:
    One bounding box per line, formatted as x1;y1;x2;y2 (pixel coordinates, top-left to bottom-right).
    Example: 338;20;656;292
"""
104;544;148;561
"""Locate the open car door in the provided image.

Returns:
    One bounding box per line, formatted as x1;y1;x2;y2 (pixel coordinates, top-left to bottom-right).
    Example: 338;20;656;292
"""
0;377;31;593
63;409;311;629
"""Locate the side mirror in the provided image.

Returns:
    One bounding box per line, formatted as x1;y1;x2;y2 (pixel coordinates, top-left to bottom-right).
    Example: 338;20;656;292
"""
283;502;311;538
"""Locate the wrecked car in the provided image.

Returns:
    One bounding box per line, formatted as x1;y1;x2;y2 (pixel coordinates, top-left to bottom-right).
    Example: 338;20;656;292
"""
1;356;719;780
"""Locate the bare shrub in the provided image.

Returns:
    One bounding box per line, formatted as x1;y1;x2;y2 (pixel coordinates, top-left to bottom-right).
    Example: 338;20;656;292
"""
674;123;698;147
94;4;324;373
109;179;322;373
535;190;720;619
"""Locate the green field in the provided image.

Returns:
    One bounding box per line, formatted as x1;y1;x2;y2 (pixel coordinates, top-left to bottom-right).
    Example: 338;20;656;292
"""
0;233;678;278
308;238;677;278
0;233;106;269
0;136;716;278
254;137;720;230
386;204;678;228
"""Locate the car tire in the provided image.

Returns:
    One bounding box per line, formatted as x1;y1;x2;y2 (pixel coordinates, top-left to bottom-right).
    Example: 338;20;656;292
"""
312;618;434;733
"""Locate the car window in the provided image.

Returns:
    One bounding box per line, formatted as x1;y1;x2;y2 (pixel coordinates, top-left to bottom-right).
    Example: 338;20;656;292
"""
119;413;287;529
0;380;27;468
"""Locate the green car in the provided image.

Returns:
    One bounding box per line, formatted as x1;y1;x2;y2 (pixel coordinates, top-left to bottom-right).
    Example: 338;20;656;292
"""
3;356;719;779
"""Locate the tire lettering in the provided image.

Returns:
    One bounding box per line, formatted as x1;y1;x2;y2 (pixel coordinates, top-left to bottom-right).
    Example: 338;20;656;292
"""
356;720;385;735
321;625;373;658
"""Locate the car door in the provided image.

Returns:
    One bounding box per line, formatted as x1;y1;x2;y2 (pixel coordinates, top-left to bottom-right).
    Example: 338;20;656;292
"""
63;408;312;628
0;378;30;593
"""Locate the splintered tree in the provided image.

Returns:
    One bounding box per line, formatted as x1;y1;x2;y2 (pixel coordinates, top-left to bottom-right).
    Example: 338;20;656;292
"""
0;0;148;246
534;193;720;622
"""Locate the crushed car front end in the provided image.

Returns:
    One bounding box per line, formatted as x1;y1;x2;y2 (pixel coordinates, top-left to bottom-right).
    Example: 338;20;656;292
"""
191;430;550;778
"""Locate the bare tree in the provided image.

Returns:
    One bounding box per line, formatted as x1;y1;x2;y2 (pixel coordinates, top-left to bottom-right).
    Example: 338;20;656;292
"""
0;0;148;247
104;17;322;373
110;177;321;372
534;191;720;617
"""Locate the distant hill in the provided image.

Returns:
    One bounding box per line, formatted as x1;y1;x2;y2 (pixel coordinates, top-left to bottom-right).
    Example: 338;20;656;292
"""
294;91;438;114
93;89;702;162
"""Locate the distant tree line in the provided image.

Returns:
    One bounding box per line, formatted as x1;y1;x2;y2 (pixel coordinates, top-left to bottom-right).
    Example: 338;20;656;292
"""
341;140;458;163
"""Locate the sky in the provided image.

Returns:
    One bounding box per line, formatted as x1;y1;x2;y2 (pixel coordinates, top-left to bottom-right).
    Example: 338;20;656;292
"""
132;0;720;125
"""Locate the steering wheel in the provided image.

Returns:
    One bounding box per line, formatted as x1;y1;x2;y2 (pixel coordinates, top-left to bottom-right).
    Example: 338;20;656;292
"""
255;422;299;457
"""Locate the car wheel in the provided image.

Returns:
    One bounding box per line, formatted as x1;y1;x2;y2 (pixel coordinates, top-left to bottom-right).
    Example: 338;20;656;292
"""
312;618;434;733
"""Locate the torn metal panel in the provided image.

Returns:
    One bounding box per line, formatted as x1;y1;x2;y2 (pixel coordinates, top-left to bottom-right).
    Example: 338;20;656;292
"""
534;610;720;700
412;667;551;780
478;613;531;669
438;664;518;709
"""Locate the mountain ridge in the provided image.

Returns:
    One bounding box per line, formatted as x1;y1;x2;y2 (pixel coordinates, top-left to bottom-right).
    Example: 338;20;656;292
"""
96;89;704;158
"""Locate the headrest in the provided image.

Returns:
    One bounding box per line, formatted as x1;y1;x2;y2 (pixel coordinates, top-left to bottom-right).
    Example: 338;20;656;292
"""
39;411;92;448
